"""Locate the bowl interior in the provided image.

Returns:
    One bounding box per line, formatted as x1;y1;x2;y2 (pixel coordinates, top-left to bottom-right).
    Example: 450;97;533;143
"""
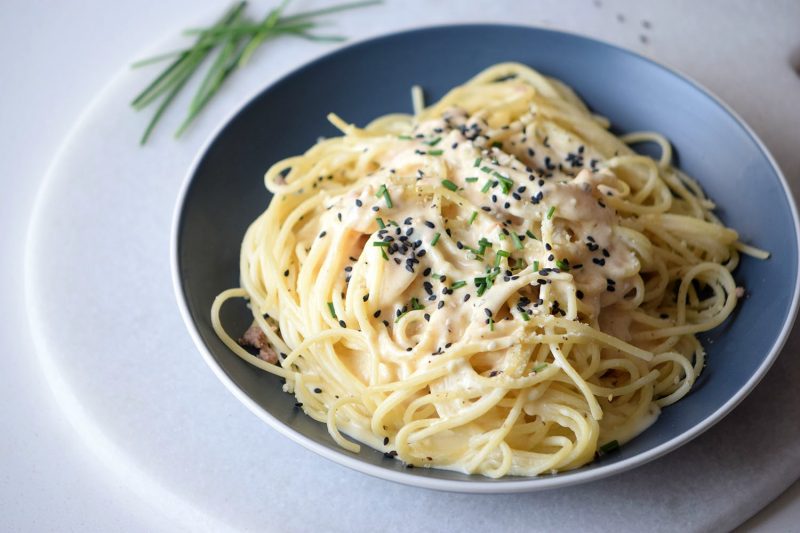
174;25;798;490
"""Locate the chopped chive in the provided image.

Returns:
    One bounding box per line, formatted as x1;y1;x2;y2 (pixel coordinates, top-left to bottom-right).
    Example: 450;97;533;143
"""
546;206;555;219
526;230;537;240
327;302;336;318
498;233;506;240
521;311;530;321
468;211;478;225
598;440;620;454
372;241;390;247
473;157;482;167
533;363;548;372
465;177;479;183
555;259;570;271
491;141;503;148
533;260;540;271
387;219;399;226
375;185;392;208
410;297;424;310
489;317;495;331
398;135;412;140
481;180;492;193
394;311;408;323
441;179;458;191
376;217;385;229
494;249;510;267
451;280;467;290
380;248;388;260
431;232;441;246
428;149;444;156
425;136;441;146
510;232;523;250
480;166;492;174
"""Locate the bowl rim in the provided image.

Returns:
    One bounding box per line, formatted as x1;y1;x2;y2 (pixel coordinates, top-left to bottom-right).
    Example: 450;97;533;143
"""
170;23;800;493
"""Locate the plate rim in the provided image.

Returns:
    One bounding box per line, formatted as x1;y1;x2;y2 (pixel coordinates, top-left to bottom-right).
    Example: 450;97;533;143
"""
170;23;800;493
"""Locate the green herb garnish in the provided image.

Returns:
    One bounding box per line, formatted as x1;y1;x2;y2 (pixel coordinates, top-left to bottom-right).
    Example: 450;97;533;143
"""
376;184;393;207
494;249;510;267
468;211;478;225
327;301;336;318
428;149;444;156
451;280;467;290
510;232;523;250
131;0;380;144
546;206;556;220
598;440;620;455
465;177;479;183
431;232;441;247
375;217;385;229
441;179;458;191
425;137;441;146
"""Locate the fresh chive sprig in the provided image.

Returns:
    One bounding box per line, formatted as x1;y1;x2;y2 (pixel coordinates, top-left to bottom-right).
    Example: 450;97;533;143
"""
131;0;380;144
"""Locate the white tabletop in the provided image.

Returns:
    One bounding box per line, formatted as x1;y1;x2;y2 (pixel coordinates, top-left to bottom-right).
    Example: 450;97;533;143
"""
3;1;800;530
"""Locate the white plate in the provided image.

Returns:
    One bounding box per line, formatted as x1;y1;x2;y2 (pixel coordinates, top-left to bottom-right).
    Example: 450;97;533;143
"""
23;9;800;533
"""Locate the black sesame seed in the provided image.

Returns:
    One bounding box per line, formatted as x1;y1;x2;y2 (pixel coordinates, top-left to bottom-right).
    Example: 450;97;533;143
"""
338;320;346;328
284;269;289;277
355;199;363;207
313;388;322;394
373;310;381;318
437;301;445;309
423;267;432;276
464;294;471;302
424;220;435;228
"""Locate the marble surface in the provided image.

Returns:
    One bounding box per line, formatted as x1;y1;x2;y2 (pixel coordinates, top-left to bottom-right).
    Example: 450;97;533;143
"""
3;1;800;531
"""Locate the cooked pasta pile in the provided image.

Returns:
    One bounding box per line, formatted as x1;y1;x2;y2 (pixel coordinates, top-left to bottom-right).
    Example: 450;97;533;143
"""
212;63;765;477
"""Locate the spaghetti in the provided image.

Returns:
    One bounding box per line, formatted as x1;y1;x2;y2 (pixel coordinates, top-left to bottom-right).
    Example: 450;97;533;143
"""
211;63;766;477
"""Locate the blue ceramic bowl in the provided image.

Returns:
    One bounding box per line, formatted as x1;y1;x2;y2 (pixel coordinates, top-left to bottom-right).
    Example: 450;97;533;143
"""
172;25;800;492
